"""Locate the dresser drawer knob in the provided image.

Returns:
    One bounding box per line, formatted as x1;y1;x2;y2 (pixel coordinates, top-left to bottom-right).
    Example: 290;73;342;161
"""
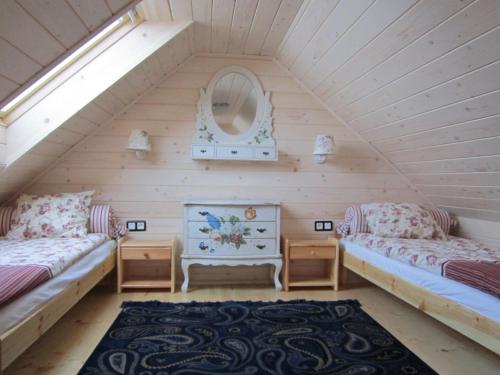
231;150;238;154
143;252;150;259
256;245;266;250
256;228;267;233
262;151;270;156
200;149;207;153
199;242;209;250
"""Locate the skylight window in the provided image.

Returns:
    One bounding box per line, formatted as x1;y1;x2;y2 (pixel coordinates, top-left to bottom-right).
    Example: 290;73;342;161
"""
0;16;128;117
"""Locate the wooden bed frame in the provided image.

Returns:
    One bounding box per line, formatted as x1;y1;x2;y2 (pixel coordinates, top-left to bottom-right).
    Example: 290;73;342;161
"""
0;246;117;372
342;250;500;355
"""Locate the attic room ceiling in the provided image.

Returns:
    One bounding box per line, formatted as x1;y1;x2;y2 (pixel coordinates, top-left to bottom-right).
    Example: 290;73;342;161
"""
0;0;499;223
0;0;141;109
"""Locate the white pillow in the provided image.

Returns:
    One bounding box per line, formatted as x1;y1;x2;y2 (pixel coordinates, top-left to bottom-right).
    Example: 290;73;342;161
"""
361;202;446;240
7;191;94;240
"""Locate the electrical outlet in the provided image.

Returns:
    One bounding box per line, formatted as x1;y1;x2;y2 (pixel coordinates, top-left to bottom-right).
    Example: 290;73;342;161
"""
126;220;147;232
314;220;333;232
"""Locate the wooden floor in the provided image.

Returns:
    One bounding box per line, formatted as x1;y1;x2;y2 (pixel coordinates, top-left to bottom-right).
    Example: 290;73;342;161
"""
5;285;500;375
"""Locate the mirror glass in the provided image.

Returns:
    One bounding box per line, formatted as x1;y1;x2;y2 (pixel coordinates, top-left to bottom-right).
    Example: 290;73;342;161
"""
211;73;257;135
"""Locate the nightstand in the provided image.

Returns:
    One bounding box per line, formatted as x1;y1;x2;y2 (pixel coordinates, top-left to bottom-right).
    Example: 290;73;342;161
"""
117;239;176;293
283;238;339;291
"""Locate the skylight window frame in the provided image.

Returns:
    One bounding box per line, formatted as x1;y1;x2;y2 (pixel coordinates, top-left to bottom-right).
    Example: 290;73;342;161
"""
0;15;130;119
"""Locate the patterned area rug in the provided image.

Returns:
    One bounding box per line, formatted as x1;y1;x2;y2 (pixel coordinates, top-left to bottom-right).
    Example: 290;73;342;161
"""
78;299;437;374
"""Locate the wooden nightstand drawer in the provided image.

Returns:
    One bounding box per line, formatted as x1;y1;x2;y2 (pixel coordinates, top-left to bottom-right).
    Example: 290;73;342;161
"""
290;247;334;260
121;247;171;260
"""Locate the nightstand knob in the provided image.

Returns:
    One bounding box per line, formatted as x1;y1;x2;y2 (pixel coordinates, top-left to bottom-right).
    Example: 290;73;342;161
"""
256;228;267;233
256;245;266;250
143;252;150;259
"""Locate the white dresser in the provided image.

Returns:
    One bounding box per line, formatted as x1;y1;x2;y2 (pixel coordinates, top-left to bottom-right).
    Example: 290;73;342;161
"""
182;200;282;292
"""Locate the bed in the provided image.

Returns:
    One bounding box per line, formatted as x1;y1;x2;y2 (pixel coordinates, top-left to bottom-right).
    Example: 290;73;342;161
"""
336;203;500;355
0;203;125;371
340;235;500;355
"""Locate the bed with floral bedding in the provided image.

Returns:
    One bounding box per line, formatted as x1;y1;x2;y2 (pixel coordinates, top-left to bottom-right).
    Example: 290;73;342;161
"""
0;234;109;306
346;233;500;297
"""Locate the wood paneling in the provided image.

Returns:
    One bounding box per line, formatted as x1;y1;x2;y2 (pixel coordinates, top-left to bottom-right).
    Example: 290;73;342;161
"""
276;0;500;223
0;0;139;108
139;0;304;56
24;56;424;283
0;24;194;204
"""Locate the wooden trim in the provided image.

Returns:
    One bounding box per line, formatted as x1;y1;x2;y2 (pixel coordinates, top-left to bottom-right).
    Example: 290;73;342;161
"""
342;251;500;355
0;250;116;371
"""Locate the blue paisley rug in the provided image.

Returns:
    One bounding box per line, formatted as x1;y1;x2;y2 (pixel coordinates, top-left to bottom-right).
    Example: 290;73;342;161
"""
78;299;437;374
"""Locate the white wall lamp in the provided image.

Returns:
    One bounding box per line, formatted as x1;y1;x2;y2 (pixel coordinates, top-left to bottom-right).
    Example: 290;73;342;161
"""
128;129;151;159
313;134;335;164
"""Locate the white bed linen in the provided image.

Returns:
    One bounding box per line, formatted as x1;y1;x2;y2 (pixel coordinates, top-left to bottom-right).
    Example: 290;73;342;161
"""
341;239;500;323
0;239;116;334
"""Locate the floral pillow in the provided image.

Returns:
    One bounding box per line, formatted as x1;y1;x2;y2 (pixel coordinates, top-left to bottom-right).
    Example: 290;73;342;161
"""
361;202;446;240
7;191;95;240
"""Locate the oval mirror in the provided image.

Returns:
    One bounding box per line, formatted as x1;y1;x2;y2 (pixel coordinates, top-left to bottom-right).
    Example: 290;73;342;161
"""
211;72;257;135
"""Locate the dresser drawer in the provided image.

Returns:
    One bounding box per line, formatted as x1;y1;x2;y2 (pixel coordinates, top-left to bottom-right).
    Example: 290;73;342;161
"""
192;145;215;158
187;238;276;256
289;247;334;260
254;147;276;160
187;205;276;222
121;247;171;260
188;221;276;239
217;146;253;159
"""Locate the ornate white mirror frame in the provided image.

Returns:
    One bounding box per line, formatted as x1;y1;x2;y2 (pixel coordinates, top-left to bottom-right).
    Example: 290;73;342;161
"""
192;66;277;161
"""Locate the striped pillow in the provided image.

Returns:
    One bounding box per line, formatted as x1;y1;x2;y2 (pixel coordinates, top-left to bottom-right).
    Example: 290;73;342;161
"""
0;207;15;237
424;206;456;235
336;206;369;237
89;205;127;239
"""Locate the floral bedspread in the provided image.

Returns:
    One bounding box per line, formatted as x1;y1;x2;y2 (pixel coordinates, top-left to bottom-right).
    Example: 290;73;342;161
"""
346;233;500;296
0;234;109;306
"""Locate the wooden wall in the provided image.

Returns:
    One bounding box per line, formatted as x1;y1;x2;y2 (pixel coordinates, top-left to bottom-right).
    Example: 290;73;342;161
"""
276;0;500;224
27;55;425;284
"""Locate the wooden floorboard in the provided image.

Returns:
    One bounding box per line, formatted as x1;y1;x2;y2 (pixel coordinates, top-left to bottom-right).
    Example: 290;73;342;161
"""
4;285;500;375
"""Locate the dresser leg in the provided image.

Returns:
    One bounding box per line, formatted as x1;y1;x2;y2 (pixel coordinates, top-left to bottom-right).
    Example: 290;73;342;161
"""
181;260;190;292
273;261;283;291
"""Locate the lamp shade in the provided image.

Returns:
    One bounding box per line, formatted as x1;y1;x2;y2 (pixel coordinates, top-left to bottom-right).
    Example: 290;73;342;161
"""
313;135;335;155
128;129;151;151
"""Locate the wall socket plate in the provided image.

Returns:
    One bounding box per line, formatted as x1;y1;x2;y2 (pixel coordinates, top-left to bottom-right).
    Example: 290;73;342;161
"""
126;220;147;232
314;220;333;231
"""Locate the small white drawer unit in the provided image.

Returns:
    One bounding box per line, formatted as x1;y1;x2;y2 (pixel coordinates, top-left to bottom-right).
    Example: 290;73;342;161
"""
181;200;282;292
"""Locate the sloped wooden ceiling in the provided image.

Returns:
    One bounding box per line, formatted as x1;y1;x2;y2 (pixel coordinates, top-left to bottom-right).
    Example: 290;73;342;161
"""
0;0;141;108
0;22;194;204
138;0;304;55
276;0;500;222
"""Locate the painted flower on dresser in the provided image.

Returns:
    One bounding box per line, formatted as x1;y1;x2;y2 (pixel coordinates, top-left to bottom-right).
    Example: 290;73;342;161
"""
198;211;251;250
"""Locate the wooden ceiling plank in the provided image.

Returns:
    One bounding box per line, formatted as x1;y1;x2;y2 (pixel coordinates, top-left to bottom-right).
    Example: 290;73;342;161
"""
399;155;500;175
0;38;41;84
211;0;236;53
260;0;303;56
125;66;154;96
109;76;140;104
278;0;339;68
349;60;500;132
303;0;418;94
0;0;65;65
192;0;212;53
226;0;258;54
320;0;474;102
169;0;193;19
0;75;20;101
106;0;134;14
17;0;89;48
327;0;500;113
289;0;373;79
137;0;172;21
62;116;99;136
243;0;280;55
67;0;112;30
337;26;500;122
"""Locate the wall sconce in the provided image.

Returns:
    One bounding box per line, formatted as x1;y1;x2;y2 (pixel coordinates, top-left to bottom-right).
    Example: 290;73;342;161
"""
128;129;151;159
313;135;335;164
